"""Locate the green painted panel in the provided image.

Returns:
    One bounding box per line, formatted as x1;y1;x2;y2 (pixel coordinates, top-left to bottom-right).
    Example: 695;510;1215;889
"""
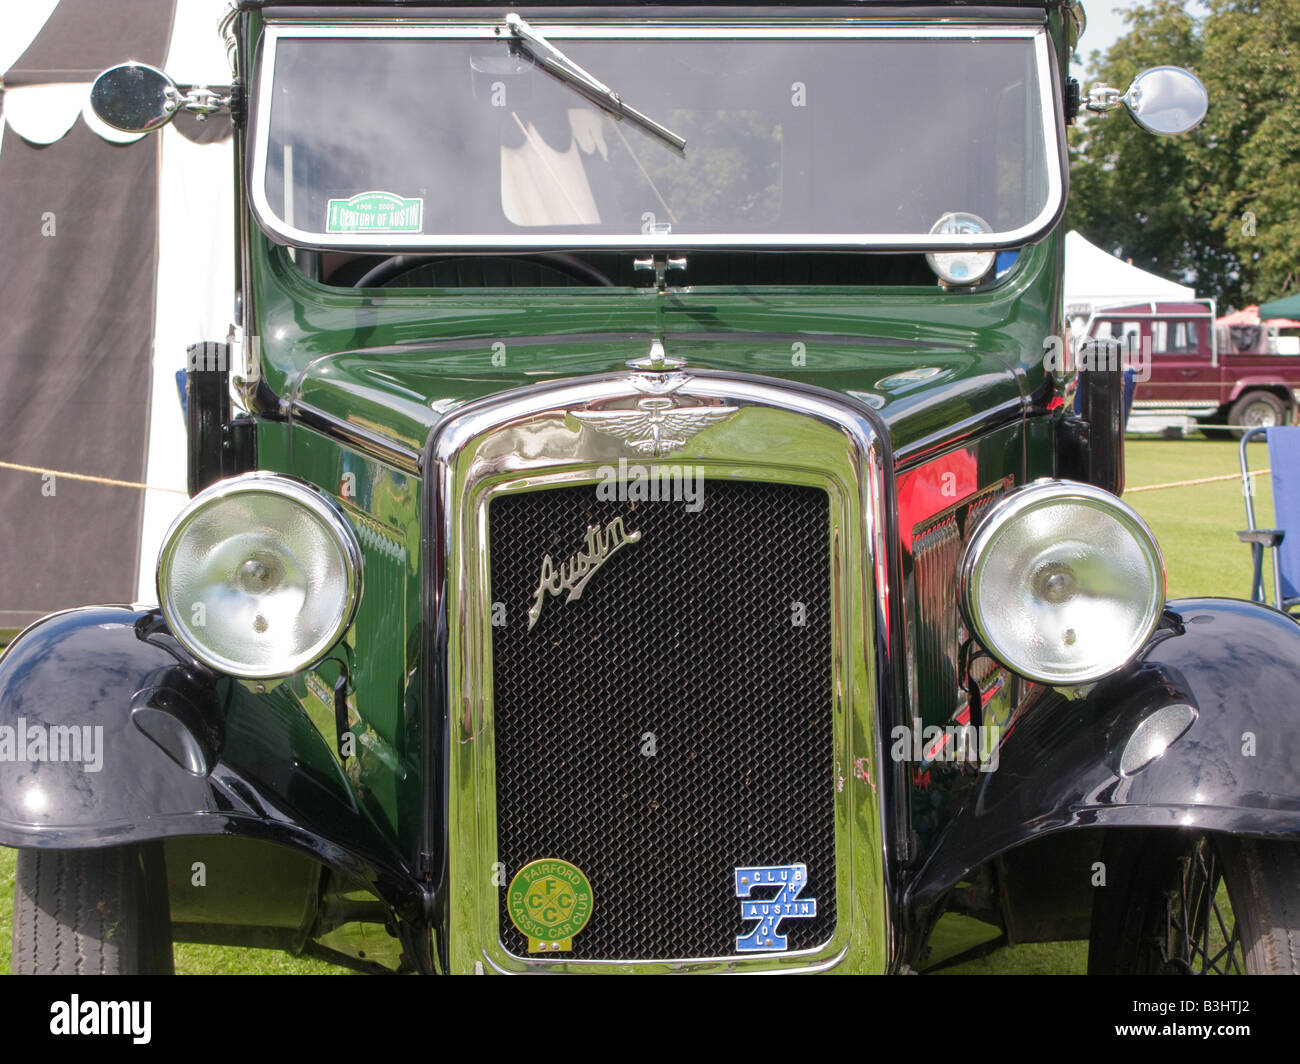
249;231;1061;463
253;418;423;849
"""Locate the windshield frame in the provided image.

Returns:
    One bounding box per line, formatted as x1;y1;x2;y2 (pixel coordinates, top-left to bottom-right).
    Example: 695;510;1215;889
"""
248;18;1066;252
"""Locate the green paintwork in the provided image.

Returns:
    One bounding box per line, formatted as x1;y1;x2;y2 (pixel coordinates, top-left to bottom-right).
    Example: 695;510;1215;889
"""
235;6;1068;871
257;419;424;852
253;235;1060;463
165;835;318;930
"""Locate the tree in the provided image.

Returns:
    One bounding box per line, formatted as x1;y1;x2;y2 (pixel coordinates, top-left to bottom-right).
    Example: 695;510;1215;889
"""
1195;0;1300;303
1066;0;1300;308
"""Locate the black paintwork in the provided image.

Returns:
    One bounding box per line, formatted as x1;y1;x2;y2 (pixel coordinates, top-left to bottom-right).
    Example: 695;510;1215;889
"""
129;653;225;775
187;342;231;495
0;607;424;931
185;343;258;494
1076;364;1126;494
907;597;1300;916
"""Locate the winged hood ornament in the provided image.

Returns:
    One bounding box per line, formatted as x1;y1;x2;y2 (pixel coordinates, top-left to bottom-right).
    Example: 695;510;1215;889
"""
572;341;738;456
572;397;738;457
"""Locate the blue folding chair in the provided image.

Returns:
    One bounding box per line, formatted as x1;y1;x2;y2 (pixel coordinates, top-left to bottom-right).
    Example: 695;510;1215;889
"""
1238;426;1300;610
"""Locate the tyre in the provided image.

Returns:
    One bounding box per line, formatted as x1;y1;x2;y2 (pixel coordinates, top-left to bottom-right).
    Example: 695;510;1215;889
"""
11;843;174;974
1088;830;1300;974
1229;391;1287;440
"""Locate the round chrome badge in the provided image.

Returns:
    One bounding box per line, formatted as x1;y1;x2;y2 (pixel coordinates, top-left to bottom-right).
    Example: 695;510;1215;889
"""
506;858;595;954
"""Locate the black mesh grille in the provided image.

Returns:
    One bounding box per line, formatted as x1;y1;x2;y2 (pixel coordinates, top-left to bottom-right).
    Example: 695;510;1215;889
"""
488;480;835;960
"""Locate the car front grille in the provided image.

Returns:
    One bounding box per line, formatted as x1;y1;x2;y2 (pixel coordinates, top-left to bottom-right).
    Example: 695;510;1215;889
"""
911;484;1009;723
487;479;836;961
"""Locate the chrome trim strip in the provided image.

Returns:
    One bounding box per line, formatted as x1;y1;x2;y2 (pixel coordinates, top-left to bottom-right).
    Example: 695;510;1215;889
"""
249;22;1063;252
429;369;895;973
291;399;425;475
894;396;1024;469
1131;400;1220;412
262;21;1047;39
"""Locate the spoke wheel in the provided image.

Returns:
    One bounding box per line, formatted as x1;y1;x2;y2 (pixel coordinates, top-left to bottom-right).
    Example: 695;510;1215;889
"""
1089;830;1300;974
1154;836;1244;974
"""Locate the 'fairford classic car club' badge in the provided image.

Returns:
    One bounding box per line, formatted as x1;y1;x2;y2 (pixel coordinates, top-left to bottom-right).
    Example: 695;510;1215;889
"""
734;863;818;952
506;859;594;953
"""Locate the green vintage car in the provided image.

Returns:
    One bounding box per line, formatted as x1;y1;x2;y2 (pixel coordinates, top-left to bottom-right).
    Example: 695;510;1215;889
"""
5;0;1299;975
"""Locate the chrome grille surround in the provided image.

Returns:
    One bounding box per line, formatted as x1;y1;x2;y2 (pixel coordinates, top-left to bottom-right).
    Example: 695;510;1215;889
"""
430;368;894;973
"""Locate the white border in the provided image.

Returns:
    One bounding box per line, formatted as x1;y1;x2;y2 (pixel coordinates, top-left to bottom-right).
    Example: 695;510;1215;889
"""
248;20;1064;251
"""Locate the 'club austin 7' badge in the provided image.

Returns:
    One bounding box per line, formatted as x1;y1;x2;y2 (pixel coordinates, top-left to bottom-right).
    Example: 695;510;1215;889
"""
734;863;817;952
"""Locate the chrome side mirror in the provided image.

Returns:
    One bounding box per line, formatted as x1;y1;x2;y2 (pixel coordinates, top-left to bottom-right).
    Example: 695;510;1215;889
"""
91;61;232;133
90;62;181;133
1086;66;1208;136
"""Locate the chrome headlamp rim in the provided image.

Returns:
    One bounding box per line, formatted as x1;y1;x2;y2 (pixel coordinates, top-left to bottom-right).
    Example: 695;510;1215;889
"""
958;479;1166;686
156;471;363;679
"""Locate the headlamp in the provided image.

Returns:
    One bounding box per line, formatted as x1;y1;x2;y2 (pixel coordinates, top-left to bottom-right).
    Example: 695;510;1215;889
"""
958;480;1165;685
157;473;362;679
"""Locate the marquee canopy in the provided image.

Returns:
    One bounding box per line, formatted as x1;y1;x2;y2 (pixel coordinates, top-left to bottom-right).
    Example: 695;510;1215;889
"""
1260;293;1300;321
1064;230;1196;317
0;0;233;632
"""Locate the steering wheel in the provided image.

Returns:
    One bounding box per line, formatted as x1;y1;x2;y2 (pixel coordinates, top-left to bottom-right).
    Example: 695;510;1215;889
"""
353;253;618;288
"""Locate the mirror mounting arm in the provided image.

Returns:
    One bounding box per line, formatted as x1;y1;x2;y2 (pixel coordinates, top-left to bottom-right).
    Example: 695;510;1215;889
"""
168;84;235;122
1084;84;1122;114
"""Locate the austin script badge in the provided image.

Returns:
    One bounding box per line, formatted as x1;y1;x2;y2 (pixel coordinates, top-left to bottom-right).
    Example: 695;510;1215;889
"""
528;516;642;630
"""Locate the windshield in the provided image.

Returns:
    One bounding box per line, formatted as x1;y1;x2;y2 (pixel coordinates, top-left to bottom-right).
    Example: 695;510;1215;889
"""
251;21;1062;250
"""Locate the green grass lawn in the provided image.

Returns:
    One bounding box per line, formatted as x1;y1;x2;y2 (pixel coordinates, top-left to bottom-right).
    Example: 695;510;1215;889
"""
0;845;10;975
0;438;1264;974
1124;437;1271;600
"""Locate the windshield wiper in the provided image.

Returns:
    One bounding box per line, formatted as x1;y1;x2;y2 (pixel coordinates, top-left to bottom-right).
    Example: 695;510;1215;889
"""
504;13;686;155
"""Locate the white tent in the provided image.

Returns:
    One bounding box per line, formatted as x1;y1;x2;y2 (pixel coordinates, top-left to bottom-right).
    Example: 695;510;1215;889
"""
0;0;233;627
1064;229;1195;321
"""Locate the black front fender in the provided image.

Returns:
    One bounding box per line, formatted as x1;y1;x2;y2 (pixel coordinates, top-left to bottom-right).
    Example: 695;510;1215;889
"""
909;598;1300;908
0;607;421;919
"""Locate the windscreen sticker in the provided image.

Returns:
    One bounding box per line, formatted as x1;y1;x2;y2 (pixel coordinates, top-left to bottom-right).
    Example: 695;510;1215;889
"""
326;191;423;234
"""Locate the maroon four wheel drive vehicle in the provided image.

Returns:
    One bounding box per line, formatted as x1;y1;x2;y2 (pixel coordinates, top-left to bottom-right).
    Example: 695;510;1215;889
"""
1083;300;1300;437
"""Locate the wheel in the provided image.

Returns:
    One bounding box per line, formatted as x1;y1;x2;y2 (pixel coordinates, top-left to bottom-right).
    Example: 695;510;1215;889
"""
1229;391;1287;440
12;843;174;974
1088;830;1300;974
